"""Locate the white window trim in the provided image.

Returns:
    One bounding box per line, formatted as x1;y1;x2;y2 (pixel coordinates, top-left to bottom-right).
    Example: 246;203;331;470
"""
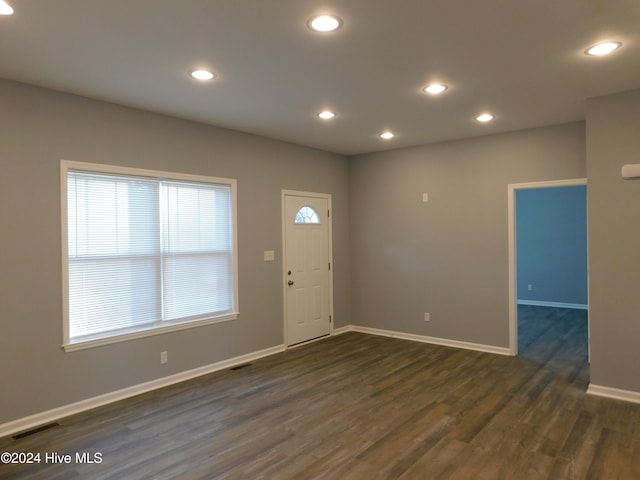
60;160;239;352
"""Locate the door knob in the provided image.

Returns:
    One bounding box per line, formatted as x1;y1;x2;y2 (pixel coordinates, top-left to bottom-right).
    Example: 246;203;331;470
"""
288;280;294;286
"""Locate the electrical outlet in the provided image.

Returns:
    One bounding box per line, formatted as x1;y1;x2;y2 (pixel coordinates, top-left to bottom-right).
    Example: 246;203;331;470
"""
528;284;533;291
424;312;430;322
160;351;168;364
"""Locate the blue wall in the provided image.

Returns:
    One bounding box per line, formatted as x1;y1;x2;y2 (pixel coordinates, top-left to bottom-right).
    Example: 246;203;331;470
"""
516;185;587;307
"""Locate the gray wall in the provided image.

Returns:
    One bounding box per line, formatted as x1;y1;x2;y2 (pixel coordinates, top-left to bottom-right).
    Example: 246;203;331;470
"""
4;75;640;427
349;123;586;347
516;186;588;306
587;88;640;392
0;79;351;424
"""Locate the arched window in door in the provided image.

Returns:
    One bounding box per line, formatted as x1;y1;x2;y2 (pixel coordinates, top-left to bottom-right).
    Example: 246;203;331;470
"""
294;205;320;224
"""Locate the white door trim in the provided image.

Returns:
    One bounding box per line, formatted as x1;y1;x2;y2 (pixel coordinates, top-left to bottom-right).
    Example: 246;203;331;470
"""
507;178;587;355
281;190;334;347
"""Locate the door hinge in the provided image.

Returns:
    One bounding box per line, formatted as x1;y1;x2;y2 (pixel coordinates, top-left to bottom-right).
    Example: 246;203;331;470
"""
329;315;332;323
328;209;330;217
328;262;331;270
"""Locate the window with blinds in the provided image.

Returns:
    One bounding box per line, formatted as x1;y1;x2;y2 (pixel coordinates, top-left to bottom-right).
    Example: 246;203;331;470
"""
61;161;238;350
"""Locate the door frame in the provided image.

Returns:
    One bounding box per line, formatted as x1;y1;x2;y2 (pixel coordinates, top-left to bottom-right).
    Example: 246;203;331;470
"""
507;178;588;355
281;190;334;347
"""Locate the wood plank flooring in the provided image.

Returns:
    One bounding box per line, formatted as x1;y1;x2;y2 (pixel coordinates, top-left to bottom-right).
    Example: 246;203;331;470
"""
2;306;639;479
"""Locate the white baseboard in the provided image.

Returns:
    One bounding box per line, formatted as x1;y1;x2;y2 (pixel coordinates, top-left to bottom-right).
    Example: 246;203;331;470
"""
517;300;588;310
332;325;352;335
0;344;286;438
347;325;511;356
587;384;640;404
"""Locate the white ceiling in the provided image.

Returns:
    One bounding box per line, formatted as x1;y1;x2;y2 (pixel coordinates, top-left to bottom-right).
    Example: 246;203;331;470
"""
1;0;638;155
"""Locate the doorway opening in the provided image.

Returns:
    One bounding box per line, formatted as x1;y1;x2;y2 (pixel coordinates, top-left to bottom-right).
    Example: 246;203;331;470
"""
508;179;588;364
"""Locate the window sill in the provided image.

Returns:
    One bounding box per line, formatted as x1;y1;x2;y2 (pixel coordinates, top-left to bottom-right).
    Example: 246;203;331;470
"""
62;313;239;352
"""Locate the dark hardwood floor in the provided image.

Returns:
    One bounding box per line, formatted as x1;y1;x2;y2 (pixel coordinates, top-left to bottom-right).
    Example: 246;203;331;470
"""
2;306;639;479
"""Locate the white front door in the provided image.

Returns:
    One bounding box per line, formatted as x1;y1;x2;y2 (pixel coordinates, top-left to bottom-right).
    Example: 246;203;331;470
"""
283;192;332;346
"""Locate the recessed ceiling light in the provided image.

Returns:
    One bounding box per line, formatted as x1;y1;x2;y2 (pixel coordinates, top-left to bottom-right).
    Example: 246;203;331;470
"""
476;113;494;123
585;41;622;56
0;1;14;15
379;131;395;140
189;69;215;81
318;111;336;120
423;83;448;95
307;15;343;32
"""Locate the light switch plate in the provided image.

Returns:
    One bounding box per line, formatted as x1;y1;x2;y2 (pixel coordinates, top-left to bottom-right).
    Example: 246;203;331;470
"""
264;250;275;261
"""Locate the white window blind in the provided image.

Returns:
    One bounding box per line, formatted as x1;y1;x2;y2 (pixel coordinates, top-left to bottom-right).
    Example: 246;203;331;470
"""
62;161;238;350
